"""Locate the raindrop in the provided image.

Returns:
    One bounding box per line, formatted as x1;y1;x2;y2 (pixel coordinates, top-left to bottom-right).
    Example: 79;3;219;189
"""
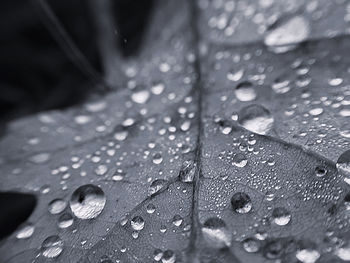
337;150;350;177
202;217;232;248
58;213;74;228
41;235;64;258
152;153;163;164
153;249;163;261
131;90;150;104
179;160;196;182
238;104;274;135
131;216;145;231
146;203;156;214
149;179;167;195
315;166;327;177
227;69;244;82
234;81;257;102
264;16;310;53
272;207;291;226
232;153;248;168
231;192;252;214
243;238;260;253
69;184;106;219
172;215;183;226
16;224;35;239
296;249;320;263
114;130;128;141
161;250;176;263
48;199;67;214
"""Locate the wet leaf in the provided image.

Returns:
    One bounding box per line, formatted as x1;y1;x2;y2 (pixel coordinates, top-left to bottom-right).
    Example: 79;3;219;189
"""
1;0;350;262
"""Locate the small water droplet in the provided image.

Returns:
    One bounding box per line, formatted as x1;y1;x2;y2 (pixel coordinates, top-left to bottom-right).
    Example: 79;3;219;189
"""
232;153;248;168
231;192;252;213
16;224;35;239
172;215;183;226
296;249;320;263
152;153;163;164
48;199;67;214
149;179;167;195
58;213;74;228
41;235;63;258
131;90;150;104
243;238;260;253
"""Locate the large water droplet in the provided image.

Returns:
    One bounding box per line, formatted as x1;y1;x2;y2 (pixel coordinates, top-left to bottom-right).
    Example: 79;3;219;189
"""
41;235;64;258
238;104;274;135
69;184;106;219
231;192;252;214
202;217;232;248
264;16;310;53
272;207;291;226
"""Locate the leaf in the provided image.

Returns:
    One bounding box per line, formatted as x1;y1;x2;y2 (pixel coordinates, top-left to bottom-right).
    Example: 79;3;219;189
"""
1;0;350;262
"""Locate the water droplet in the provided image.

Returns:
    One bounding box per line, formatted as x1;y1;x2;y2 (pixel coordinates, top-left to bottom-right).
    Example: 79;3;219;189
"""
41;235;63;258
231;192;252;214
29;153;51;164
232;153;248;168
152;153;163;164
131;90;150;104
335;242;350;261
272;207;291;226
315;166;327;177
146;203;156;214
234;81;257;102
202;217;232;248
337;150;350;178
114;130;128;141
74;115;91;125
16;224;35;239
70;184;106;219
272;79;290;94
151;83;165;95
179;160;196;182
309;108;323;116
238;104;274;135
161;250;176;263
153;249;163;261
131;216;145;231
48;199;67;214
296;249;320;263
227;69;244;82
264;16;309;53
243;238;260;253
58;213;74;228
172;215;183;226
149;179;167;195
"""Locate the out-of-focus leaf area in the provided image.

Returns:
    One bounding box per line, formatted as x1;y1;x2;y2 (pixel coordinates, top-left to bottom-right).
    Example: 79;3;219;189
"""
0;0;350;263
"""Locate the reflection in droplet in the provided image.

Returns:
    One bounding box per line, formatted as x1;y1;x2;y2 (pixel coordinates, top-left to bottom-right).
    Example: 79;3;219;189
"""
70;184;106;219
238;104;274;135
41;235;64;258
202;217;232;248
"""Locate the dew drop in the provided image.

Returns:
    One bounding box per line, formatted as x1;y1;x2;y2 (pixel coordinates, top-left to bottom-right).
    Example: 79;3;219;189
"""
152;153;163;164
161;250;176;263
172;215;183;226
58;213;74;228
232;153;248;168
231;192;252;214
315;166;327;177
179;160;196;182
296;249;320;263
238;104;274;135
41;235;63;258
149;179;167;195
16;224;35;239
242;238;260;253
131;216;145;231
264;16;310;53
131;90;150;104
336;150;350;178
234;81;257;102
69;184;106;219
272;207;291;226
48;199;67;214
202;217;232;248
